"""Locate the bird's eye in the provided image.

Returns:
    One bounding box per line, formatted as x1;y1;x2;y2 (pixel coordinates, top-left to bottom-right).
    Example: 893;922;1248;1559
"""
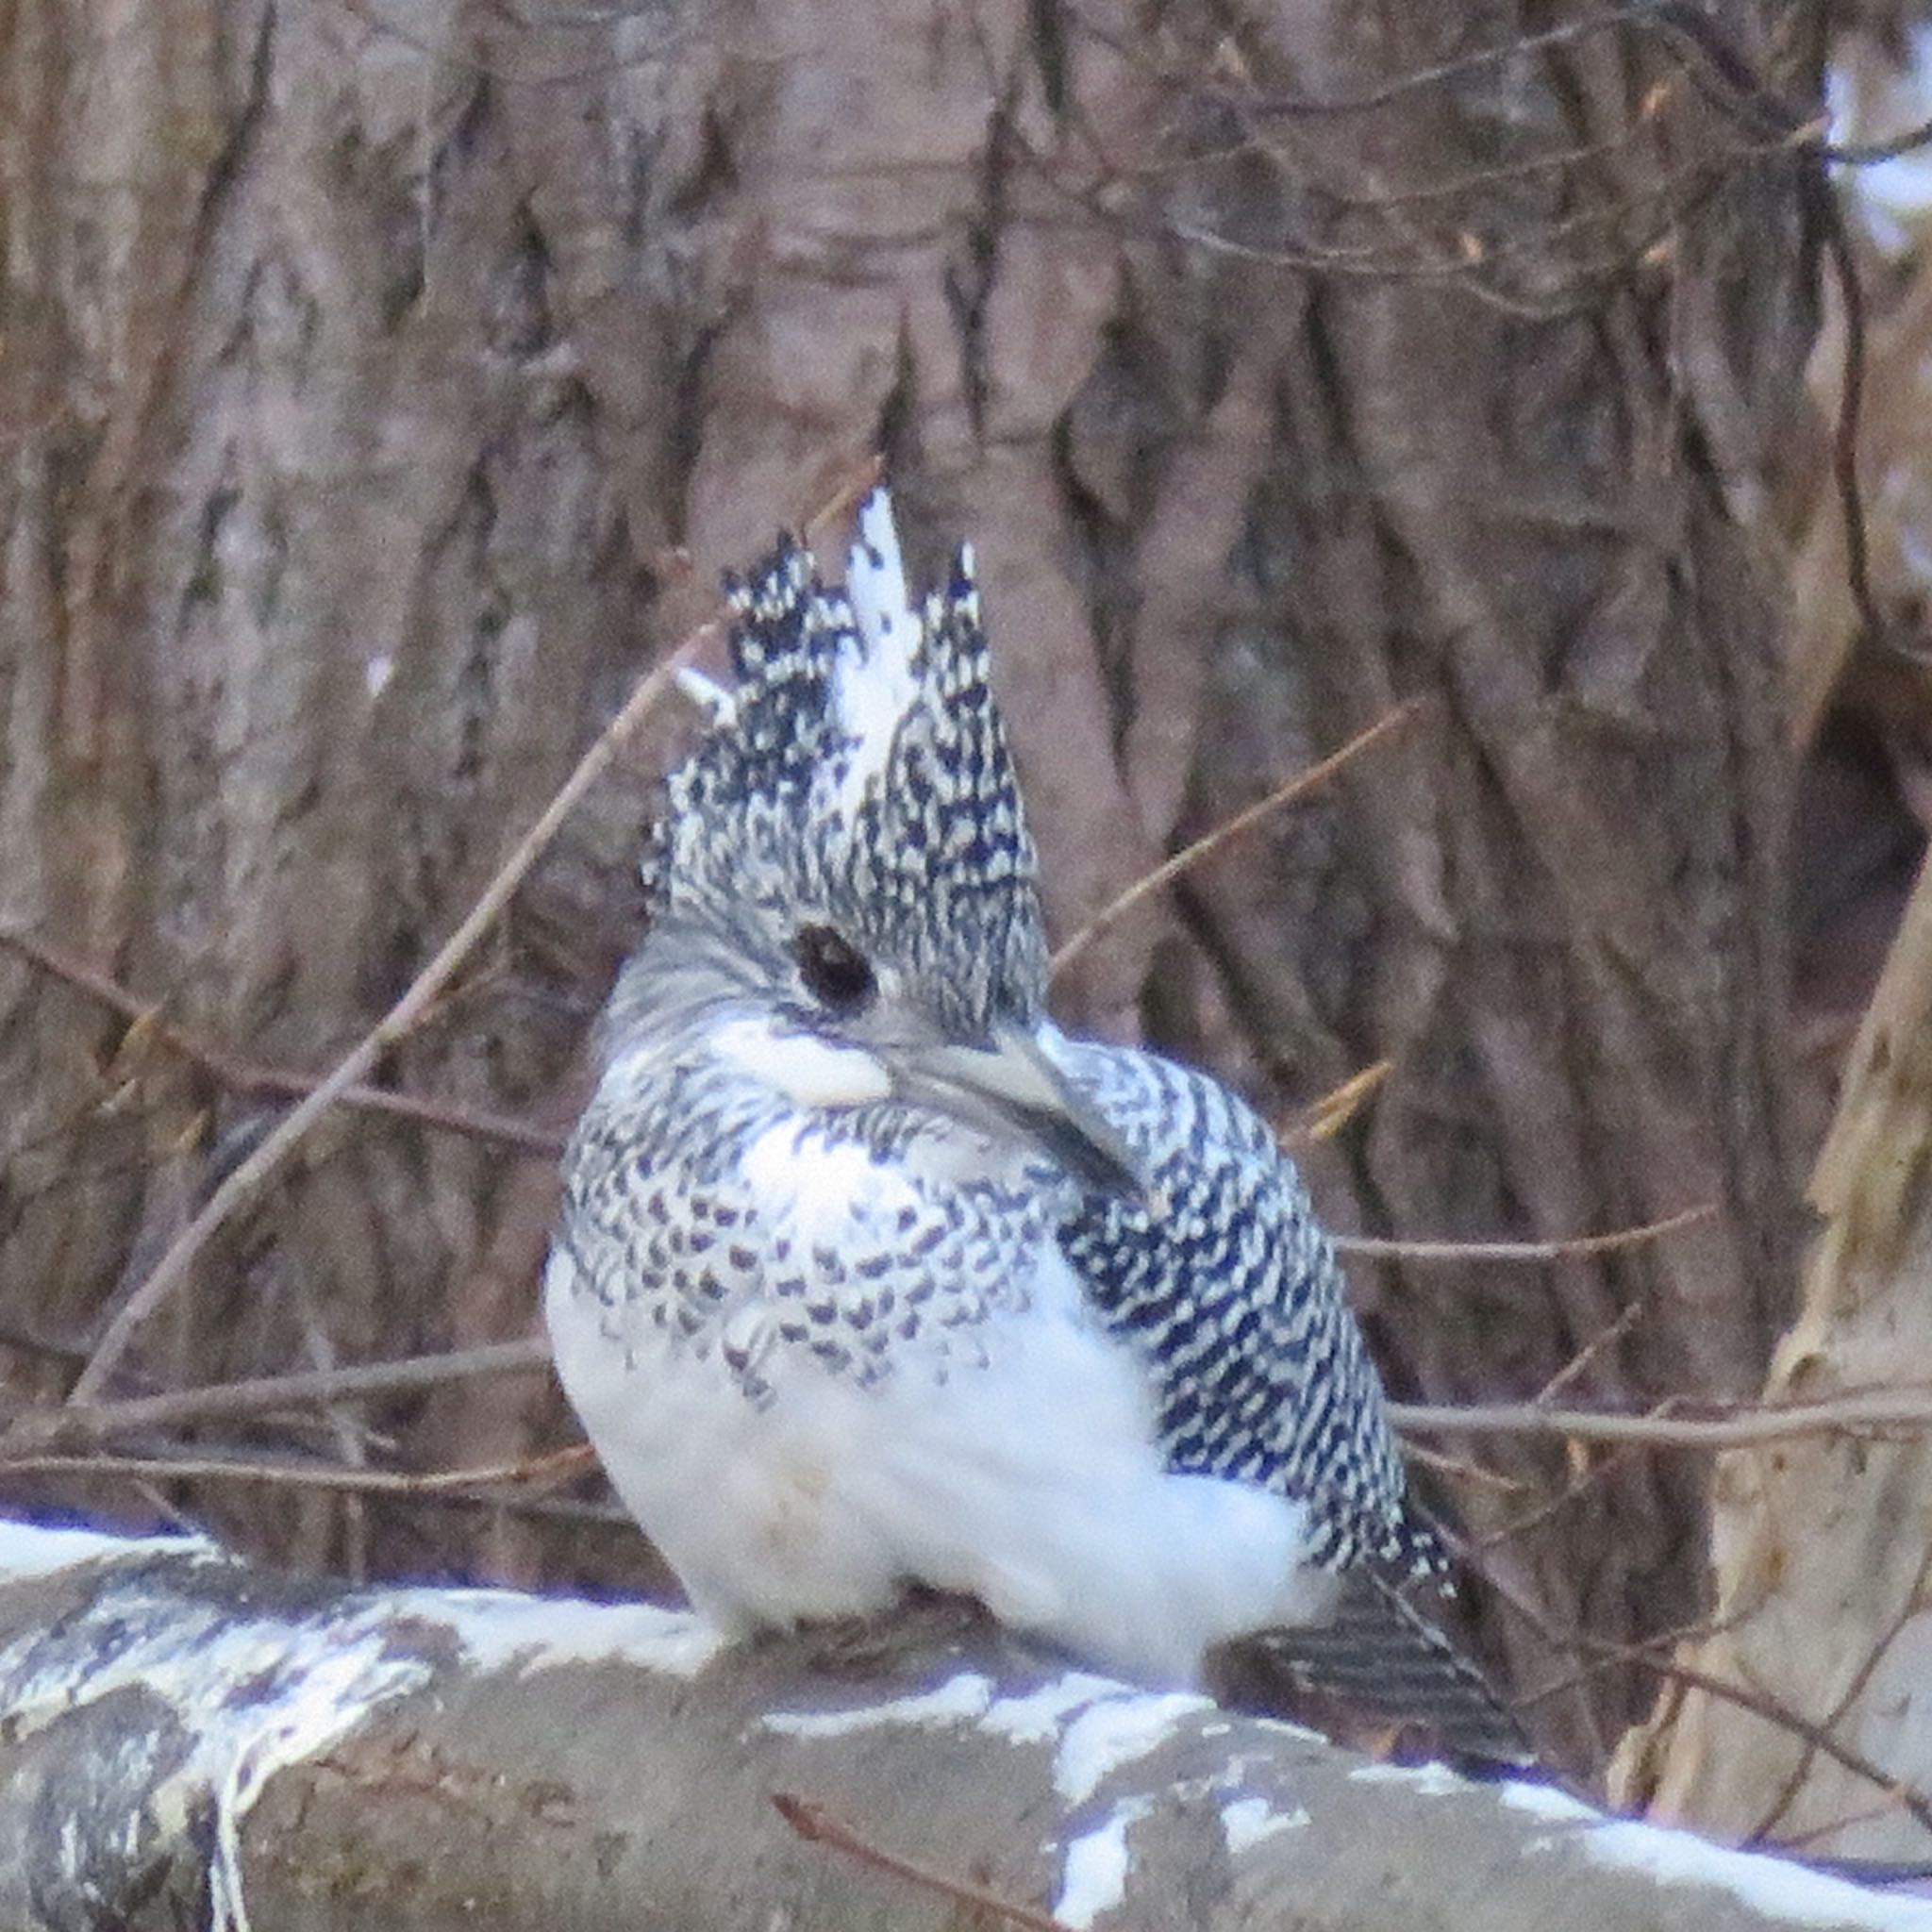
794;924;877;1010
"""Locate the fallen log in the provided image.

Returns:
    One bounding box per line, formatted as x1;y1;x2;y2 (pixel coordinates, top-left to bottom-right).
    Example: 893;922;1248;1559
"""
0;1522;1921;1932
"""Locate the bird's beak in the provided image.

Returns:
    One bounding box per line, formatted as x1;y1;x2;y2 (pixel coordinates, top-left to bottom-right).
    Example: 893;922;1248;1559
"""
895;1025;1149;1203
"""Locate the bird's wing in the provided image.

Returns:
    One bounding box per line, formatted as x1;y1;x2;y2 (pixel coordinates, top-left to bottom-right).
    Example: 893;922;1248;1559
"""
1046;1035;1433;1576
1048;1035;1534;1764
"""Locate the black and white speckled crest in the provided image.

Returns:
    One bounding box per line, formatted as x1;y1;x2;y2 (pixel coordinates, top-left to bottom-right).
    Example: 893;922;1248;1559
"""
646;493;1047;1038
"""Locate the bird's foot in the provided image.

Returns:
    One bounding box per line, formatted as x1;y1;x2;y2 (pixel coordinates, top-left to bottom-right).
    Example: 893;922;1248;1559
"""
792;1588;994;1675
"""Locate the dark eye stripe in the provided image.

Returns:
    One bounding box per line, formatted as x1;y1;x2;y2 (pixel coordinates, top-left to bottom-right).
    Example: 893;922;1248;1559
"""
794;924;877;1011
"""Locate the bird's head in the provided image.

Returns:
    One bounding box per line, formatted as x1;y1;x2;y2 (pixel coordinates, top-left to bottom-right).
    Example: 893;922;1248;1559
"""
622;489;1141;1196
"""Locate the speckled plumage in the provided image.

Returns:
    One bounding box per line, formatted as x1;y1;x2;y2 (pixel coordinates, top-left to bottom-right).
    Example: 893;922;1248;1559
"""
546;490;1479;1723
1046;1036;1434;1578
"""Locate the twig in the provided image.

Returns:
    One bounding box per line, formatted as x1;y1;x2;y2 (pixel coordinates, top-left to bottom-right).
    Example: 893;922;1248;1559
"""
1533;1302;1642;1407
803;453;886;539
29;1325;1932;1459
1391;1388;1932;1449
772;1793;1074;1932
1746;1543;1932;1845
1336;1202;1714;1263
1079;0;1666;123
1049;701;1425;981
66;629;710;1404
1487;1562;1932;1840
0;927;566;1157
0;1443;595;1496
1294;1060;1391;1146
8;1339;553;1452
1822;119;1932;167
1474;1436;1654;1549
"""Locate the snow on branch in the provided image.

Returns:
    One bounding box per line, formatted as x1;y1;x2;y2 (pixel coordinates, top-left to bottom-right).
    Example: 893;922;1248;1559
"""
0;1521;1924;1932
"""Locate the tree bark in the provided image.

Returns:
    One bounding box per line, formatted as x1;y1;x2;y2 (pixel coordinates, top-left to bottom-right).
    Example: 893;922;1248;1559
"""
1614;851;1932;1861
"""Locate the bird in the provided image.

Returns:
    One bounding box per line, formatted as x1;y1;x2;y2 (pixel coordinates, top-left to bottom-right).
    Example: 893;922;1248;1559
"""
545;487;1521;1760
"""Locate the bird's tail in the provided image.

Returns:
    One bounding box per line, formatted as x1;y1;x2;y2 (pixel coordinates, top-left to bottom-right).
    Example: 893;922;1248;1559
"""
1207;1568;1534;1774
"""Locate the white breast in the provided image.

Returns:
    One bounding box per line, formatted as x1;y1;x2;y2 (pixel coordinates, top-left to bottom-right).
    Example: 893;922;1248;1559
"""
546;1202;1333;1686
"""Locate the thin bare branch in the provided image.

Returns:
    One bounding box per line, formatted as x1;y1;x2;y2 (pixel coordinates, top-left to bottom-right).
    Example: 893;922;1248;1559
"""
66;631;709;1404
1049;702;1426;982
773;1793;1074;1932
8;1339;553;1452
1391;1389;1932;1449
1533;1302;1643;1407
1746;1544;1932;1845
1066;0;1665;122
34;1324;1932;1462
0;926;567;1157
0;1443;594;1497
1337;1203;1715;1263
1490;1561;1932;1842
1295;1060;1393;1146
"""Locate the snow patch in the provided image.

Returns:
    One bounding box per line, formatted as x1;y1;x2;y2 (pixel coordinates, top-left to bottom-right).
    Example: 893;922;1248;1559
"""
980;1673;1124;1746
0;1561;431;1932
384;1586;722;1678
1056;1690;1213;1806
1501;1783;1932;1930
1055;1795;1155;1930
0;1520;214;1581
1498;1778;1600;1825
1348;1757;1467;1797
0;1526;727;1932
1580;1818;1932;1931
762;1671;996;1738
1221;1793;1310;1854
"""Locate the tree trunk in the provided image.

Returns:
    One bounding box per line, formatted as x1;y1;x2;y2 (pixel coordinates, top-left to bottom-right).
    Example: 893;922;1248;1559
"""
0;0;1821;1775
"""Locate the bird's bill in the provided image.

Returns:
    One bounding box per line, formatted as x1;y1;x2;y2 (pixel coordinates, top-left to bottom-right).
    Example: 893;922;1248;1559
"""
894;1026;1149;1201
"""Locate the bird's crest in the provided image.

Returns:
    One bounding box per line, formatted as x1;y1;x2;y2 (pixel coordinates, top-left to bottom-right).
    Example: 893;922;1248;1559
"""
648;491;1049;1034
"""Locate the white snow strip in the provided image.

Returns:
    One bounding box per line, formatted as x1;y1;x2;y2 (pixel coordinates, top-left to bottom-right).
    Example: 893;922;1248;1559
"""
1581;1821;1932;1931
206;1624;426;1932
1244;1711;1328;1746
762;1671;996;1739
980;1672;1124;1746
1055;1690;1214;1806
1055;1795;1155;1930
1221;1793;1310;1854
1498;1778;1600;1824
0;1519;214;1580
385;1586;722;1678
1500;1784;1932;1930
1347;1758;1466;1797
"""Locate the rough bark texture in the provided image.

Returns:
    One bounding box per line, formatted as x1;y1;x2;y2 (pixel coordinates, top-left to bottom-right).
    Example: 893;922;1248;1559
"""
0;0;1821;1778
3;1525;1924;1932
1613;851;1932;1861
